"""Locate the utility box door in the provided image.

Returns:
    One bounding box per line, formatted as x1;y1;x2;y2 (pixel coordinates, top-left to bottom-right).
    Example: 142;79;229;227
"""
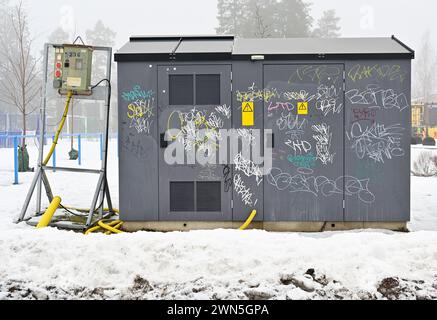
158;65;232;221
264;64;345;221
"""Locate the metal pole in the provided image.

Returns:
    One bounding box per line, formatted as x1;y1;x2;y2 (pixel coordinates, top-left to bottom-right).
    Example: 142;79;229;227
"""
52;136;56;171
99;47;113;217
36;44;50;217
13;136;18;185
78;134;82;165
100;133;103;161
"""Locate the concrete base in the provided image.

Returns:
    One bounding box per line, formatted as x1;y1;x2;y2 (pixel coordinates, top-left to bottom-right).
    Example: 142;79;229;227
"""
122;221;409;233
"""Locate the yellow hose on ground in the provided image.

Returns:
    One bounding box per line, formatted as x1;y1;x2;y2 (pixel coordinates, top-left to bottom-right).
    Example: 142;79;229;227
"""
42;91;73;166
85;220;124;235
98;220;124;234
239;210;257;230
36;196;61;228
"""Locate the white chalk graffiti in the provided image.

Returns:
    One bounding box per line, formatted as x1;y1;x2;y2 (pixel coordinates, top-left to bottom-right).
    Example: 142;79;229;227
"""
198;165;219;180
234;153;263;186
347;122;405;163
346;85;409;112
267;167;375;204
234;173;258;207
237;128;257;146
171;107;225;153
276;112;307;140
312;123;335;165
283;90;314;101
215;104;231;119
285;140;312;155
315;85;343;116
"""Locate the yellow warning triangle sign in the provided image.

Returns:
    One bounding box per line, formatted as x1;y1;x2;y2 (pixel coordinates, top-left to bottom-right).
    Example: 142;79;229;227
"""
243;103;253;112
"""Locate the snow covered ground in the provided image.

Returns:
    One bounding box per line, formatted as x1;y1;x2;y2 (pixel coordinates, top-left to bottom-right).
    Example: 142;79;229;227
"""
0;138;437;300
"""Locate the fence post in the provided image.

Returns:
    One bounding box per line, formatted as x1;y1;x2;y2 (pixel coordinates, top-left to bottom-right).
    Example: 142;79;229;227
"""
13;136;18;185
100;133;103;161
78;134;82;166
52;136;56;172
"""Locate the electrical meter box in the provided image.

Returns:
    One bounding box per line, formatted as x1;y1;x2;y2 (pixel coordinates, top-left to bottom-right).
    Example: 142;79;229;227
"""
53;45;93;93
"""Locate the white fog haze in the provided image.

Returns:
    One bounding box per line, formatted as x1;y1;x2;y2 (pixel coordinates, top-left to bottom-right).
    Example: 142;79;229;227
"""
19;0;436;52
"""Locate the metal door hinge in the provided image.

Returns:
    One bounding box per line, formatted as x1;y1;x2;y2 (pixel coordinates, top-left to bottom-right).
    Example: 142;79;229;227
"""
343;200;345;209
231;200;234;209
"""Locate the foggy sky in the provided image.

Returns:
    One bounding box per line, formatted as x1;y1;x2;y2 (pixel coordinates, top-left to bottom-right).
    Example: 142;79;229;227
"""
16;0;437;54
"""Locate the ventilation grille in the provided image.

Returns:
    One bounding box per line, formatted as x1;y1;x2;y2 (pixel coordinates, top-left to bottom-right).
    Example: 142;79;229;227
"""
170;182;195;212
197;182;221;212
170;181;221;212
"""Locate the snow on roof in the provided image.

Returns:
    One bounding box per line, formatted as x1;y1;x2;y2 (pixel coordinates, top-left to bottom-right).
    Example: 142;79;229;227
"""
115;35;414;61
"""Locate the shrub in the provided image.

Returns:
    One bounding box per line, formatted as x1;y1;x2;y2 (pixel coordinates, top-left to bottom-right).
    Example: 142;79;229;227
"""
422;137;436;146
412;151;437;177
411;136;422;145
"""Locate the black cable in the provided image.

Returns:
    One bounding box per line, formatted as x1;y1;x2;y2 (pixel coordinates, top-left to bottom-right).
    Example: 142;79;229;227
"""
59;204;88;217
72;36;86;45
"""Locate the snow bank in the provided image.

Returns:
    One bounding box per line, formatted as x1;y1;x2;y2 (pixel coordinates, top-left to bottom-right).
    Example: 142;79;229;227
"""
0;141;436;300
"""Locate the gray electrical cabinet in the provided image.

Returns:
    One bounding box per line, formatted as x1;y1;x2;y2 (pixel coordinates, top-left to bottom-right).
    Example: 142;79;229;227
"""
115;35;413;229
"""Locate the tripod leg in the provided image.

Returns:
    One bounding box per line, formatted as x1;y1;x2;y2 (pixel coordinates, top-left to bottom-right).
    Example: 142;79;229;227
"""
104;177;114;214
16;168;41;222
86;173;104;227
41;170;54;203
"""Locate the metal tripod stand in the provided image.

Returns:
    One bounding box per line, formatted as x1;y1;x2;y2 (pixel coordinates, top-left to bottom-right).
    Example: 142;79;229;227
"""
15;43;115;230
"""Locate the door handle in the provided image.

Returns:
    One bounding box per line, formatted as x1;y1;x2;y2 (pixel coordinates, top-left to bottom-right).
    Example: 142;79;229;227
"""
160;133;168;148
270;133;275;149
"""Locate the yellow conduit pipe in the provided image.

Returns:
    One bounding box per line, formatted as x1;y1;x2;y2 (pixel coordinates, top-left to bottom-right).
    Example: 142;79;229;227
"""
105;221;124;235
85;220;120;235
239;210;257;230
42;91;73;166
98;220;124;234
85;220;118;235
36;196;61;228
85;220;124;235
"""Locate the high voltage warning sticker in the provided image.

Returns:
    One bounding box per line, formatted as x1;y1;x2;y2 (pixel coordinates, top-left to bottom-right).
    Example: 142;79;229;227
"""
297;102;308;115
242;102;254;126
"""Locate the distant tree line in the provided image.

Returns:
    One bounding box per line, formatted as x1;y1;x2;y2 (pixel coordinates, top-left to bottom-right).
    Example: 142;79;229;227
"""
216;0;341;38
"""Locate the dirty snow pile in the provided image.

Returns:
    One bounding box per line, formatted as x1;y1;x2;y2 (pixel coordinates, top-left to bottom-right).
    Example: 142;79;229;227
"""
0;140;436;300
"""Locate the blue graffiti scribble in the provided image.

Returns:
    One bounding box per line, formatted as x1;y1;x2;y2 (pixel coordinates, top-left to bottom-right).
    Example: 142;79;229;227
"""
287;153;317;169
122;85;154;102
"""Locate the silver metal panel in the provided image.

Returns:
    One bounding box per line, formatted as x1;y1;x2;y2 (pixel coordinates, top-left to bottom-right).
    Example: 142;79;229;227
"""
118;62;159;221
263;64;345;221
176;40;233;54
157;64;233;221
233;38;411;55
117;40;179;55
344;60;411;222
231;61;264;221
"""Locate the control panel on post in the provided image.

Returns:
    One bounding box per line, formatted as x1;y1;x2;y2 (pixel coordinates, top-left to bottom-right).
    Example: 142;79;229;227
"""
53;44;93;94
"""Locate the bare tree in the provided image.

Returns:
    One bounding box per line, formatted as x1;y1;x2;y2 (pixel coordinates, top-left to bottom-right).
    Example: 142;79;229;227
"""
414;31;437;101
0;1;41;150
254;4;270;38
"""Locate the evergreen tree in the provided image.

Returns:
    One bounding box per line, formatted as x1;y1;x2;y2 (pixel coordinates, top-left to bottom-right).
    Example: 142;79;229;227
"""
48;26;70;44
85;20;117;132
216;0;313;38
312;9;341;38
85;20;116;81
273;0;313;37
